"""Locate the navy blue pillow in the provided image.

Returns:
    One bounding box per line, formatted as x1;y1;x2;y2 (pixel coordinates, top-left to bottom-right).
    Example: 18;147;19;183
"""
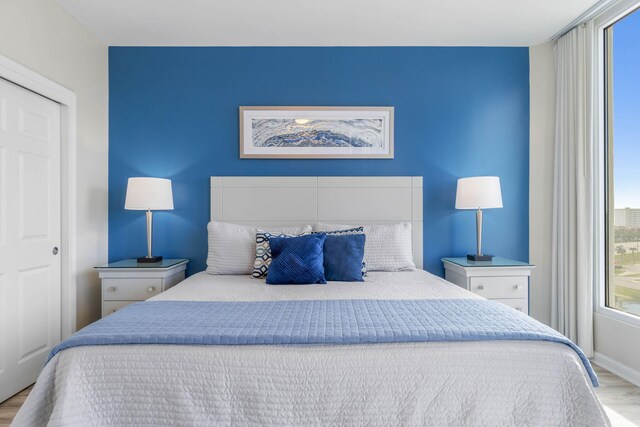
266;234;327;285
323;233;366;282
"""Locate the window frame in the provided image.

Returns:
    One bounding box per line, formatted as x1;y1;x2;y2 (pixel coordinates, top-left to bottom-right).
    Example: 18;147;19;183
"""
596;0;640;328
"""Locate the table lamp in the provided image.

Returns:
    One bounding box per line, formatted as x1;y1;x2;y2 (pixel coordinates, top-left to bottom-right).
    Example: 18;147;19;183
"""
455;176;503;261
125;177;174;263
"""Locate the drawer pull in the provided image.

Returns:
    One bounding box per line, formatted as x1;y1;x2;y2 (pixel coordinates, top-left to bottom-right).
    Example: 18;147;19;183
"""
111;309;117;313
147;287;155;292
514;284;521;290
107;287;116;292
477;285;484;290
515;307;522;311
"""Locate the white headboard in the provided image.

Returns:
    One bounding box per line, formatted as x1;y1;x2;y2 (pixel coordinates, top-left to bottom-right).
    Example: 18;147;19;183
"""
210;176;423;268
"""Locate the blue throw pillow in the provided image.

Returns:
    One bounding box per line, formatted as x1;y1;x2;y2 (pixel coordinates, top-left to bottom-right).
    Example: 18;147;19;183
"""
323;233;366;282
314;227;367;277
266;234;327;285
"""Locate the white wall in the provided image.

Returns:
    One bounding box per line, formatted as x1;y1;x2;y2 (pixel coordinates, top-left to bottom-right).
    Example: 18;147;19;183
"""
0;0;108;328
529;42;555;326
594;314;640;386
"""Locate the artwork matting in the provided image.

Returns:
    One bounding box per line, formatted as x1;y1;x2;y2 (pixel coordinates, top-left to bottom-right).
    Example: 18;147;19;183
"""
239;106;394;159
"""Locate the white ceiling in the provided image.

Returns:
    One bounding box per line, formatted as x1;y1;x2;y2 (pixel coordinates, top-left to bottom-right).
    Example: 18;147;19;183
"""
55;0;601;47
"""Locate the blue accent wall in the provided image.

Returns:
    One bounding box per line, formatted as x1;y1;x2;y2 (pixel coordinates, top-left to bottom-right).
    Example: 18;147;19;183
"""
109;47;529;276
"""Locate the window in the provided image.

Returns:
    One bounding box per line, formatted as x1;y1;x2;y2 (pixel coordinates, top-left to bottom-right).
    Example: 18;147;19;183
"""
606;7;640;317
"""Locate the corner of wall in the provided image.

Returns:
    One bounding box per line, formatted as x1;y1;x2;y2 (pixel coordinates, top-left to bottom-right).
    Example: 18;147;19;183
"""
0;0;110;329
529;41;556;326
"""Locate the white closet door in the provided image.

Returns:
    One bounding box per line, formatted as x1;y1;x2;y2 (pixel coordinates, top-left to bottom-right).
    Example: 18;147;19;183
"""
0;77;61;402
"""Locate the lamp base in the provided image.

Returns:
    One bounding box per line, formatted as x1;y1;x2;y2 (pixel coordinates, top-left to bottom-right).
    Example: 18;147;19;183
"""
467;254;493;262
137;256;163;264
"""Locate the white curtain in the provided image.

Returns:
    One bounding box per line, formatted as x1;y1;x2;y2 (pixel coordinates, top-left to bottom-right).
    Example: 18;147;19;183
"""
552;22;596;357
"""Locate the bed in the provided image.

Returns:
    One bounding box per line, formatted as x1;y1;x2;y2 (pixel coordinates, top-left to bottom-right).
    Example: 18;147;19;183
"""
12;177;609;426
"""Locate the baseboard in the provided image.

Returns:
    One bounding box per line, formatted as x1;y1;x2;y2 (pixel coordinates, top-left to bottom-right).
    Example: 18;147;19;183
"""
592;352;640;388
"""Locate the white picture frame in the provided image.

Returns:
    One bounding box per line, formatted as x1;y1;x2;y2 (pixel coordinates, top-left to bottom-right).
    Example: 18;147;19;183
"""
239;106;394;159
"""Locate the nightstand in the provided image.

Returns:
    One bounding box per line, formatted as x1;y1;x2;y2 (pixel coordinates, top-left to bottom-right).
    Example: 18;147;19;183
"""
442;257;535;314
95;259;189;317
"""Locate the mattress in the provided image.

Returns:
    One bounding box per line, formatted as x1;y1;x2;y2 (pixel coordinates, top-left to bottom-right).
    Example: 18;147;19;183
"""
13;270;610;426
152;269;483;302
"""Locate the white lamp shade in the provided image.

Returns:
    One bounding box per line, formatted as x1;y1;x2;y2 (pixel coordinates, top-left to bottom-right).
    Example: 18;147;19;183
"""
124;177;174;211
455;176;503;210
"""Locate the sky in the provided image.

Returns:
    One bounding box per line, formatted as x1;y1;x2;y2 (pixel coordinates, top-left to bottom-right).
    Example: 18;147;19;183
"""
613;8;640;208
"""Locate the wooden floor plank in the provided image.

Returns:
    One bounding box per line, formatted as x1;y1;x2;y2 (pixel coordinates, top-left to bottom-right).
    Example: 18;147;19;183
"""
0;386;33;427
593;364;640;426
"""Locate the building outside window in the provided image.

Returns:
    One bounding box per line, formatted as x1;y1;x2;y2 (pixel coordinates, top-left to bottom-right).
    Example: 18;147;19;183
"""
606;7;640;317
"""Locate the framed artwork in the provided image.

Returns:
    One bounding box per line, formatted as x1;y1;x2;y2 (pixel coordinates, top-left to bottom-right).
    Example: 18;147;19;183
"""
239;106;394;159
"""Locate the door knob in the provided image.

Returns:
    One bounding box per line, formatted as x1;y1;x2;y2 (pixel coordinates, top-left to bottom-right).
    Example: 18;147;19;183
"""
52;247;59;255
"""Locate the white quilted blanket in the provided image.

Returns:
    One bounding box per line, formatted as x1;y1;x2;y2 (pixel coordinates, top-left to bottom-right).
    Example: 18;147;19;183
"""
13;271;610;426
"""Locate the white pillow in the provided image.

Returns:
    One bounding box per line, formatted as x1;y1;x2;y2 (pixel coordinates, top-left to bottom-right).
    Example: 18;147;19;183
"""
207;222;312;275
314;222;415;272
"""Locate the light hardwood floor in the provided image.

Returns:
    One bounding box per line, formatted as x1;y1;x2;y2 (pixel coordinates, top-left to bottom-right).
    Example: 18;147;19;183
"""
0;386;32;427
593;364;640;426
0;366;638;426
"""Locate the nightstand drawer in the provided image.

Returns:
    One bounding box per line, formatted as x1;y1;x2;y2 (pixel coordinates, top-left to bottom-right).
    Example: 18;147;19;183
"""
102;278;162;300
102;300;136;317
469;276;528;298
492;298;529;315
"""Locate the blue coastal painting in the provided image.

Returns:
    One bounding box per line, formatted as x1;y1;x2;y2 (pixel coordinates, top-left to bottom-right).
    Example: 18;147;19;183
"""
240;107;394;159
252;118;384;148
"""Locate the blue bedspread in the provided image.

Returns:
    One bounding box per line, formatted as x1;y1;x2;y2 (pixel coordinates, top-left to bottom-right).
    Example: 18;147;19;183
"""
48;299;598;386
